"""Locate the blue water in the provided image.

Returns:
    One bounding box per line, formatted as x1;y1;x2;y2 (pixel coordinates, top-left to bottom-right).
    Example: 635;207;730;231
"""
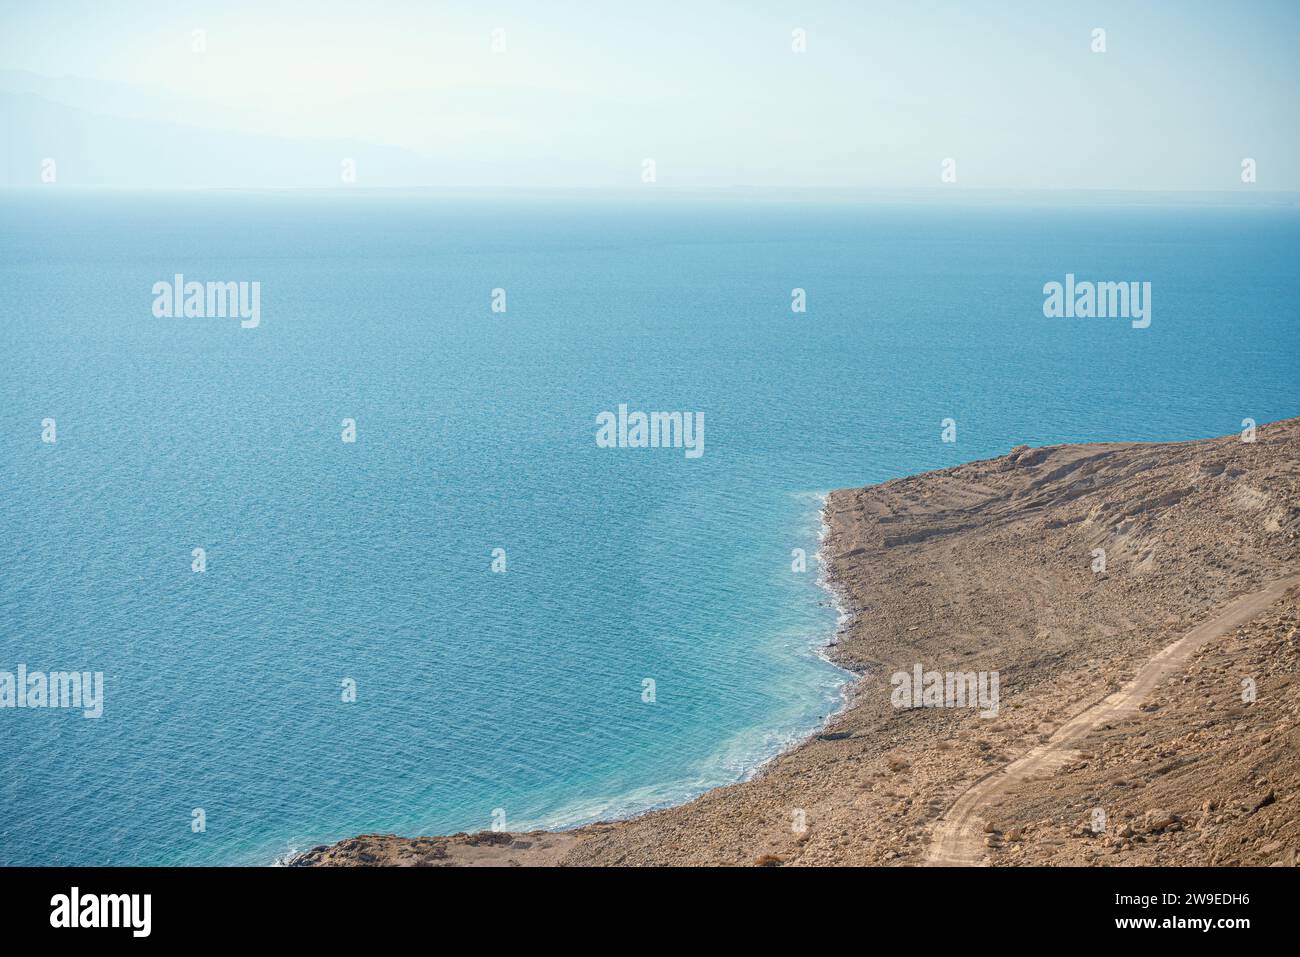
1;193;1296;865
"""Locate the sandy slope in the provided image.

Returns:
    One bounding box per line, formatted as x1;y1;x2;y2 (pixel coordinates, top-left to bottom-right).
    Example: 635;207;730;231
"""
295;418;1299;867
927;575;1300;865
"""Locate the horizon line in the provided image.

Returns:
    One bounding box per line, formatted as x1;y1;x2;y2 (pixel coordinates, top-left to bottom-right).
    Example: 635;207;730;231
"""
5;185;1297;203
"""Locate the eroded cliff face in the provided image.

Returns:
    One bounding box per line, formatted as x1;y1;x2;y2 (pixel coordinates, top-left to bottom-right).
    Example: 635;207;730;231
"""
295;419;1300;867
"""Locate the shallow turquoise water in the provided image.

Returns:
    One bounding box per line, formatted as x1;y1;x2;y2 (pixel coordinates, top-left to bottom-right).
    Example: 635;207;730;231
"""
1;193;1295;864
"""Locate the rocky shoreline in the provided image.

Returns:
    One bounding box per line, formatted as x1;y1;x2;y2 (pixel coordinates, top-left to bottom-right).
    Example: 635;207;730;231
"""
294;418;1299;866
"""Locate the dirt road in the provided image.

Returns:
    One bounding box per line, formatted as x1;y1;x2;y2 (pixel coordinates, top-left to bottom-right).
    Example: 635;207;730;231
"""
927;574;1300;866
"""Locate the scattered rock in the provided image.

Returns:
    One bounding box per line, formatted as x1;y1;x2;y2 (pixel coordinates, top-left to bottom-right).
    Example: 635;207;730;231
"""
1249;791;1276;814
1143;810;1180;832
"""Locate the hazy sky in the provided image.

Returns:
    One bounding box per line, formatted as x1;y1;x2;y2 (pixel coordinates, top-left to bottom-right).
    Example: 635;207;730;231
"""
2;0;1298;189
